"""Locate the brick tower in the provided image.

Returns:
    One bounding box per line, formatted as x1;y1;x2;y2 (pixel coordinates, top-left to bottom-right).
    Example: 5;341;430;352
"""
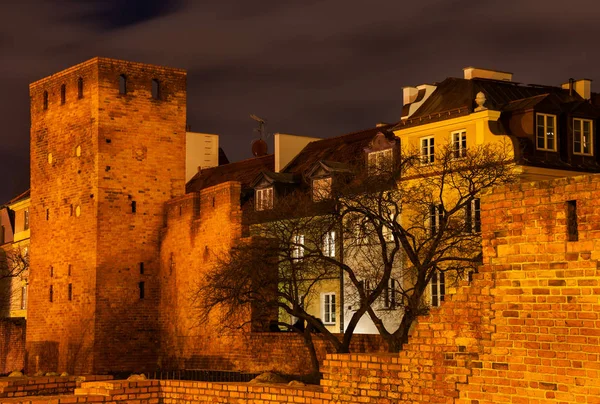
27;58;187;374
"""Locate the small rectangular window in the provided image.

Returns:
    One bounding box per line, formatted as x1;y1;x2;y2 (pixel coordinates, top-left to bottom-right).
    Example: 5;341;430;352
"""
139;262;144;274
451;130;467;159
431;271;445;307
49;285;54;303
573;118;593;156
68;264;72;276
292;234;305;261
68;284;73;301
567;200;578;241
383;278;397;309
78;77;84;99
323;231;336;257
421;136;435;164
322;293;336;324
139;281;145;299
21;286;27;310
131;201;137;213
429;204;443;236
152;79;160;100
60;84;66;105
536;113;557;151
119;75;127;95
255;187;273;211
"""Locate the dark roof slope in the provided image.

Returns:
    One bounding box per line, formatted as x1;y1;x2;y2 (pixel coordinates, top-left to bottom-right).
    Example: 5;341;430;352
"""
3;189;30;207
186;154;274;193
394;77;581;130
283;125;392;176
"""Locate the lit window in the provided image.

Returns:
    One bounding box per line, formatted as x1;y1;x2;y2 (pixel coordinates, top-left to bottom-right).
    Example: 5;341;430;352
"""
383;213;396;242
312;177;332;201
431;270;445;307
24;209;29;231
464;198;481;233
421;136;435;164
292;234;305;261
255;187;273;211
323;231;336;257
574;118;593;156
368;149;393;175
20;285;27;310
451;130;467;159
536;113;557;151
322;293;336;324
383;278;397;309
429;204;443;236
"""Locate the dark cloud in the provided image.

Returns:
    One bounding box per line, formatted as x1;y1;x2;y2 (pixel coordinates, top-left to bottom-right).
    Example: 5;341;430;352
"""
3;0;600;203
67;0;185;29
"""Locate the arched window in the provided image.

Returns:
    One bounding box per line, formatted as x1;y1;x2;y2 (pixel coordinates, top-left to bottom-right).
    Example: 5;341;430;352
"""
151;79;160;100
43;91;48;110
78;77;84;99
60;84;66;105
119;74;127;95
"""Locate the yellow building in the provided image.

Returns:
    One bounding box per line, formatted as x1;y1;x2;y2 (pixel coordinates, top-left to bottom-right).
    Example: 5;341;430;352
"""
0;189;30;318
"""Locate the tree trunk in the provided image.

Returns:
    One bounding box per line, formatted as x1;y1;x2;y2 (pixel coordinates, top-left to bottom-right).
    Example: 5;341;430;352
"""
301;323;321;380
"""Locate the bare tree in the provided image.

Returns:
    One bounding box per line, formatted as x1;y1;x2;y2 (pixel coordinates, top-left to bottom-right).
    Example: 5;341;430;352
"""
194;140;516;369
0;244;29;315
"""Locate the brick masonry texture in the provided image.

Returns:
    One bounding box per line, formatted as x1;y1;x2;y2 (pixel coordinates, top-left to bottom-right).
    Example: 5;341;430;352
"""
0;375;112;399
0;319;25;375
158;181;386;374
15;172;598;403
27;58;186;374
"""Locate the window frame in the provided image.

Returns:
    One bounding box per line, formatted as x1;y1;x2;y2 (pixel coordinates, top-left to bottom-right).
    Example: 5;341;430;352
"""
464;198;481;233
255;186;274;211
292;234;305;261
367;148;393;175
20;285;27;310
382;278;397;309
322;292;336;325
420;136;435;164
312;177;332;201
323;231;336;258
429;203;443;236
24;209;29;231
431;270;445;307
536;113;557;152
573;118;594;156
451;130;467;159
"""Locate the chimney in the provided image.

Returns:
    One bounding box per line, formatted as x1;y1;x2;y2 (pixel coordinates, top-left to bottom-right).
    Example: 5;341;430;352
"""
463;67;513;82
562;79;592;100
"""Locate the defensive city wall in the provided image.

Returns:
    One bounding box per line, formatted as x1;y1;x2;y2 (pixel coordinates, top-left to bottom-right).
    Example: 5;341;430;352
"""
4;166;600;403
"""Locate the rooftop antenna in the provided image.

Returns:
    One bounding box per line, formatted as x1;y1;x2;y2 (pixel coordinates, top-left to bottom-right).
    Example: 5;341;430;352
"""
250;114;269;157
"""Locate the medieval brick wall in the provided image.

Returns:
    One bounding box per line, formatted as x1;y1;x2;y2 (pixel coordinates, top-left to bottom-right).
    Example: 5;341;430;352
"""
28;58;186;374
320;173;600;403
0;318;25;375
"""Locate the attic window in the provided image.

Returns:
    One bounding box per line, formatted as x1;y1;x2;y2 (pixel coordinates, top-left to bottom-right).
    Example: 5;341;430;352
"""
255;187;273;211
536;113;557;151
312;177;332;201
368;148;393;175
573;118;593;156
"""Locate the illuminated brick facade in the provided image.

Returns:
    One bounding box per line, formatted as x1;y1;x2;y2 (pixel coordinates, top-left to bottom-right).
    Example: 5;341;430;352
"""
27;58;186;374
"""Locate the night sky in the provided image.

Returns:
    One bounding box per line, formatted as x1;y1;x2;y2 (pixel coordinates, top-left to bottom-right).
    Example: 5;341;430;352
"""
2;0;600;204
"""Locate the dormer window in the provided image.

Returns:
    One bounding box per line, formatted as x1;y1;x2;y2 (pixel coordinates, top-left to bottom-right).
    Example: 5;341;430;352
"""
573;118;593;156
312;177;332;201
256;187;273;211
368;148;393;175
536;113;557;151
